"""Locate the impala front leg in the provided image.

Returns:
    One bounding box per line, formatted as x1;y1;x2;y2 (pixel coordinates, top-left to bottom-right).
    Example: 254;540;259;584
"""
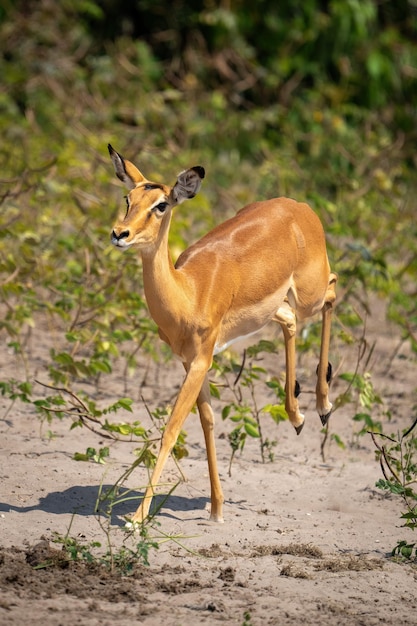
274;301;305;434
130;356;211;524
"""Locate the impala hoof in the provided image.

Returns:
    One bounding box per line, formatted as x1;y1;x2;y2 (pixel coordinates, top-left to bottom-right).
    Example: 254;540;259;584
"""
295;422;304;436
320;410;332;426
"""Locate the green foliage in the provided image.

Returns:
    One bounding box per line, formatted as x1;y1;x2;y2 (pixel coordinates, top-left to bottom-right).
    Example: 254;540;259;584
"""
53;523;160;571
319;312;392;460
33;382;189;470
0;379;32;404
1;2;416;370
391;540;417;561
242;610;254;626
115;527;160;569
50;455;185;572
53;532;101;565
340;371;384;436
73;446;110;464
372;418;417;554
213;340;288;472
64;0;417;114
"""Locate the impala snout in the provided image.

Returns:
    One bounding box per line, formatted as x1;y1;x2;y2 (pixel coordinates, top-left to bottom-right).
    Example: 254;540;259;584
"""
111;228;130;247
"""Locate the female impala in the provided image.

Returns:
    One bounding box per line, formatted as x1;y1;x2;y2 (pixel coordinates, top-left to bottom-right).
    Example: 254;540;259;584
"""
109;144;337;523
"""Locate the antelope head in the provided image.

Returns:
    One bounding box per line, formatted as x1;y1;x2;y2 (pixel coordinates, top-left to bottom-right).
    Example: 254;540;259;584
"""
109;144;205;251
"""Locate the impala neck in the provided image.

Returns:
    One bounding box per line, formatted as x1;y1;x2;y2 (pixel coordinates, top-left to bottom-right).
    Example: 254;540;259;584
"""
140;213;183;329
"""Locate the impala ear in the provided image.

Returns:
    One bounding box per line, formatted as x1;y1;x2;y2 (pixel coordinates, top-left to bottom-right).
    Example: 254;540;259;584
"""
170;166;205;205
108;144;146;190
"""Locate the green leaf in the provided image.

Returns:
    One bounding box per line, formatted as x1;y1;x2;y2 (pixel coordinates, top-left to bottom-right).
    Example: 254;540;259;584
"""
392;541;415;559
73;452;90;462
116;423;132;436
263;403;288;423
330;433;346;449
116;398;133;411
222;405;232;420
244;421;260;438
209;382;221;399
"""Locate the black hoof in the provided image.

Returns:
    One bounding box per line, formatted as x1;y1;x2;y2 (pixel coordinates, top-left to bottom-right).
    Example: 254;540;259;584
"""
320;410;332;426
295;422;304;436
294;380;301;398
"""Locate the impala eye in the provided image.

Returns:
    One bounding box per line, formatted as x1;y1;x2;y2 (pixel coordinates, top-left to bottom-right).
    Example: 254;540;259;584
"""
155;202;168;213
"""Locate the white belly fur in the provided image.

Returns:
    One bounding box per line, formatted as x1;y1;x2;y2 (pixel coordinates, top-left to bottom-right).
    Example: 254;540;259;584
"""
214;282;290;355
214;328;264;355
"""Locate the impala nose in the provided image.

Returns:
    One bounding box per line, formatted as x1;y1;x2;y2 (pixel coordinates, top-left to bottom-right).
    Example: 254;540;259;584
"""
111;229;130;243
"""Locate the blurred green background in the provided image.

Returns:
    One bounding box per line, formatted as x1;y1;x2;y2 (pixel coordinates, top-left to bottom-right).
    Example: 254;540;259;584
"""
1;0;416;389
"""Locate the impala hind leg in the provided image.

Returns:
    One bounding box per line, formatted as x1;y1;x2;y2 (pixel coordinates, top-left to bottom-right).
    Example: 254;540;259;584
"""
316;272;337;425
129;358;210;524
197;375;224;522
274;300;305;435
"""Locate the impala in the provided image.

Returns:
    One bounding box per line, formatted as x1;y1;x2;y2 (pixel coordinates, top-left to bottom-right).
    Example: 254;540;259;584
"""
108;144;337;523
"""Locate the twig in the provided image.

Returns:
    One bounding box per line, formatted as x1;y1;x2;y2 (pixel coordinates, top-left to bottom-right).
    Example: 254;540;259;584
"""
381;445;402;484
35;379;90;413
234;349;247;386
402;415;417;439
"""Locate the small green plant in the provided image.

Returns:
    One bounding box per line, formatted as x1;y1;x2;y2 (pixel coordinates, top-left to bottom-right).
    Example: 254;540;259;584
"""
242;610;253;626
53;532;100;565
53;523;160;571
51;438;192;572
371;416;417;558
113;526;160;569
334;322;385;441
94;464;195;569
320;319;387;460
34;381;188;471
391;540;417;561
51;472;183;572
340;370;384;439
0;378;33;420
35;380;137;432
372;419;417;524
212;340;288;473
73;446;110;464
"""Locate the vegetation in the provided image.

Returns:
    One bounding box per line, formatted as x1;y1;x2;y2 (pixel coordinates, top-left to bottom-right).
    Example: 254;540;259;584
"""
372;418;417;560
1;0;416;554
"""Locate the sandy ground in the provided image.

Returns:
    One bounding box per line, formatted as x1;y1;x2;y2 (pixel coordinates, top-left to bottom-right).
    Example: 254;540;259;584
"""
1;299;416;625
